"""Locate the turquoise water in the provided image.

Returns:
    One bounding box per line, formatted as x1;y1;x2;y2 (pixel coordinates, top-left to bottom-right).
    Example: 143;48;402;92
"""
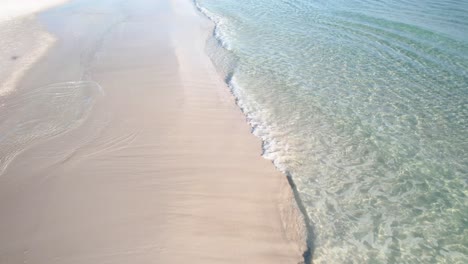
194;0;468;263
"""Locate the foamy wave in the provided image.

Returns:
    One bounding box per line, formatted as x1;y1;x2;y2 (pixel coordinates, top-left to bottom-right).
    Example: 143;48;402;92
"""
194;0;232;51
194;1;292;175
228;76;294;175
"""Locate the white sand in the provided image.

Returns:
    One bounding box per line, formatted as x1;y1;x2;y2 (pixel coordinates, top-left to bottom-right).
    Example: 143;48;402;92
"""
0;0;68;22
0;17;56;96
0;0;69;96
0;0;308;263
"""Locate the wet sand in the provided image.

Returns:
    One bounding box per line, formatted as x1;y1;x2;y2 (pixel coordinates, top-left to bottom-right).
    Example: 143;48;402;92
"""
0;0;306;263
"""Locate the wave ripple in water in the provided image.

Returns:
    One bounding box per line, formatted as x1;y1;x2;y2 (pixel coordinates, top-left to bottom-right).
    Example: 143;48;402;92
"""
0;81;101;175
195;0;468;263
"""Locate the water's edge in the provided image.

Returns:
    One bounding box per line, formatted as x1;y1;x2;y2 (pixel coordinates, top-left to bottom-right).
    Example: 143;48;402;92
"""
191;1;314;262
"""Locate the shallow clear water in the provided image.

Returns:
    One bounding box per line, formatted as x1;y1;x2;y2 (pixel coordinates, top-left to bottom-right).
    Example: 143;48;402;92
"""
0;81;100;175
194;0;468;263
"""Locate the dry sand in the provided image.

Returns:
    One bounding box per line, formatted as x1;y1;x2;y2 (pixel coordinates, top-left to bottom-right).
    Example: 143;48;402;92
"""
0;0;307;263
0;0;69;22
0;0;70;96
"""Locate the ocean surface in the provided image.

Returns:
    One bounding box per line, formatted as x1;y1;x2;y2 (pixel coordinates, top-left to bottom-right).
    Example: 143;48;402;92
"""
194;0;468;263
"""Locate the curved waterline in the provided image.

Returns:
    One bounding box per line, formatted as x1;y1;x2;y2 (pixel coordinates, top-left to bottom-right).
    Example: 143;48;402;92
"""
194;1;314;262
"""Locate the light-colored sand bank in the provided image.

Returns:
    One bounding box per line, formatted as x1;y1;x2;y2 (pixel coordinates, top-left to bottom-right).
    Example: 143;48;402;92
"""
0;0;68;22
0;17;55;97
0;0;70;96
0;0;307;263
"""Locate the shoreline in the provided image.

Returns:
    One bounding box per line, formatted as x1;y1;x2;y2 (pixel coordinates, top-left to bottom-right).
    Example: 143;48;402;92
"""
0;0;308;263
192;1;314;262
189;1;315;262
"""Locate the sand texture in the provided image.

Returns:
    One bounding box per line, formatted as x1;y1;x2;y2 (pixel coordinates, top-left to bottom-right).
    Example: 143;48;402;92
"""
0;0;306;263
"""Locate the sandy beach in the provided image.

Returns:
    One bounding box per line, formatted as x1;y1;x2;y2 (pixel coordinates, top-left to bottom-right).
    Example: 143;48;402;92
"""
0;0;306;263
0;0;69;97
